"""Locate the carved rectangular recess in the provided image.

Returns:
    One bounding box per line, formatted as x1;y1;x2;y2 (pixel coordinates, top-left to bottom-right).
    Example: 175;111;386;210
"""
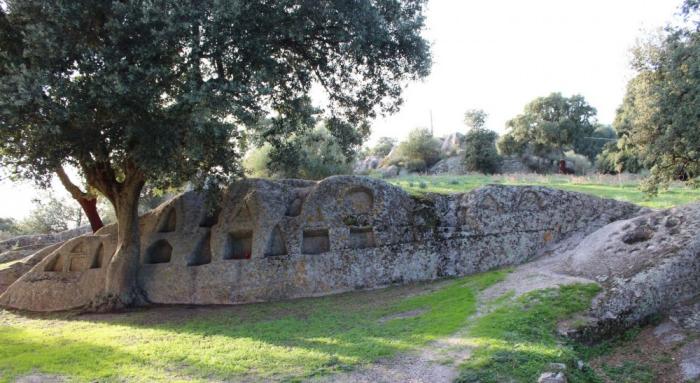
302;229;330;255
348;227;376;249
188;232;212;266
224;230;253;260
69;255;92;272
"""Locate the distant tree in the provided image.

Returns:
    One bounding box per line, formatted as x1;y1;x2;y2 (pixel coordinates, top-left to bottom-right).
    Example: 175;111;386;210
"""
464;109;488;130
0;217;19;235
611;3;700;192
369;137;398;158
246;123;354;180
500;93;597;158
463;128;502;174
0;1;431;308
576;124;617;162
18;193;84;234
384;128;441;172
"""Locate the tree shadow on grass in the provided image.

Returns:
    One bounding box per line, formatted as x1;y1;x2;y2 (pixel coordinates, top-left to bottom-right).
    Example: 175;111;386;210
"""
1;273;505;382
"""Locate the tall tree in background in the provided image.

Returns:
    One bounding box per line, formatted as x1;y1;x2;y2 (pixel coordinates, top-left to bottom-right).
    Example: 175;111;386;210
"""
613;0;700;193
0;1;431;309
463;109;488;130
499;93;597;158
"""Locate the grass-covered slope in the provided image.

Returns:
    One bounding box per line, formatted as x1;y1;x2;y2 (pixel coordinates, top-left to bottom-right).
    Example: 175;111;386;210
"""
387;174;700;209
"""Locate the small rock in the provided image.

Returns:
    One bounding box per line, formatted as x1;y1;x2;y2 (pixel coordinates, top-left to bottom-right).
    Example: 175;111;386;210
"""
538;371;567;383
548;362;567;372
681;339;700;381
621;224;654;244
576;360;585;370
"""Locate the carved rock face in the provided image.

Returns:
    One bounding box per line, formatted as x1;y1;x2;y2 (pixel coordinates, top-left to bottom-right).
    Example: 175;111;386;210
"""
0;176;643;312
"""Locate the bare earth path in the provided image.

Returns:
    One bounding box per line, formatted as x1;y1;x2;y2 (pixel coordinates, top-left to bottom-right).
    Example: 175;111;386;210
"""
312;234;593;383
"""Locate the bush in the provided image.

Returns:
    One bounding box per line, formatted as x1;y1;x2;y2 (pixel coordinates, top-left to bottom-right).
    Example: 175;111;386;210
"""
463;128;502;174
369;137;397;158
383;128;441;171
244;125;353;180
596;141;644;175
18;193;84;234
563;151;593;174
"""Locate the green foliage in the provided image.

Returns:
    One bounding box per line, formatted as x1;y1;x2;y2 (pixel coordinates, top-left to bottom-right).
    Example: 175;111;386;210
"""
18;193;84;234
576;124;617;162
464;109;488;130
0;0;431;255
610;2;700;193
246;123;354;180
0;217;19;235
384;128;442;172
500;93;597;159
463;128;502;174
595;139;644;175
0;270;506;382
243;144;275;178
369;137;398;158
564;151;593;175
456;284;602;383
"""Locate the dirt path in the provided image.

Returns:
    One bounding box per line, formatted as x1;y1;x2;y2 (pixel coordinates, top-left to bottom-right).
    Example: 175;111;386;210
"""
312;235;592;383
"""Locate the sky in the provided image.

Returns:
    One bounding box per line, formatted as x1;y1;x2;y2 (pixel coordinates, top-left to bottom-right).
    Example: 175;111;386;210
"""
0;0;685;220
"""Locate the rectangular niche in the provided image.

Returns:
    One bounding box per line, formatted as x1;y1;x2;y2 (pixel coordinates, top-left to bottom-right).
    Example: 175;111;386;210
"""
302;229;330;255
224;230;253;260
69;255;92;272
349;227;376;249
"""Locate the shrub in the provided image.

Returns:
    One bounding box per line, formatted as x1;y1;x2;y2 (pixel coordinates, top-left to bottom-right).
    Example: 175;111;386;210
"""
564;151;593;174
383;128;441;171
463;128;502;174
244;125;353;180
369;137;397;158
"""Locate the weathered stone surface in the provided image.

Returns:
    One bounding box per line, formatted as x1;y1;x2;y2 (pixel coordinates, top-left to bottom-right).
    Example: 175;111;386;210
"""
440;132;465;156
0;225;90;253
428;156;466;175
555;205;700;341
0;176;641;312
538;371;567;383
681;339;700;381
354;156;381;175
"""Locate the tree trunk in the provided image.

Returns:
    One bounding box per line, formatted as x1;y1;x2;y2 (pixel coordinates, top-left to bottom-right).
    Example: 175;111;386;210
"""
99;181;146;310
55;166;104;233
76;196;104;232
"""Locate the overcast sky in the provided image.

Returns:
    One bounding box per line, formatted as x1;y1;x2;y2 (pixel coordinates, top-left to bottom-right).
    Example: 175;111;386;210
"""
0;0;685;220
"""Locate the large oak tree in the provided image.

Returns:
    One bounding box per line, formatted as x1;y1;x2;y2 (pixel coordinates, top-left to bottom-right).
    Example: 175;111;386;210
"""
0;0;431;309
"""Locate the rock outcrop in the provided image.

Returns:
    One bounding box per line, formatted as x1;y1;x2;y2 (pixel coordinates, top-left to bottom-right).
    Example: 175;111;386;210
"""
554;204;700;341
0;176;642;312
0;226;91;295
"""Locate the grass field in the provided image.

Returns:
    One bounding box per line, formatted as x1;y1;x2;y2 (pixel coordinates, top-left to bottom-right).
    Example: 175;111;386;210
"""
0;271;506;382
387;173;700;209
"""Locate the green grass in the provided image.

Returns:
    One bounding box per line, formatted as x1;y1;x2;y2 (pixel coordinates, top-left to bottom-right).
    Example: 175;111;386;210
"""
456;284;602;383
387;174;700;208
0;270;506;382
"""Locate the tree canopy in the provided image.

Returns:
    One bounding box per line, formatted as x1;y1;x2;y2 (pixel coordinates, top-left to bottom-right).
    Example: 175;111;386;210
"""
0;0;431;308
498;93;597;159
383;128;441;172
463;109;488;130
611;1;700;192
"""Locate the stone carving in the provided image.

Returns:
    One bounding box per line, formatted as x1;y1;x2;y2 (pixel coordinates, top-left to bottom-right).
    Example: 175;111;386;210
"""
302;229;330;254
224;231;253;260
187;232;212;266
158;207;177;233
0;176;644;312
265;226;287;257
146;239;172;264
